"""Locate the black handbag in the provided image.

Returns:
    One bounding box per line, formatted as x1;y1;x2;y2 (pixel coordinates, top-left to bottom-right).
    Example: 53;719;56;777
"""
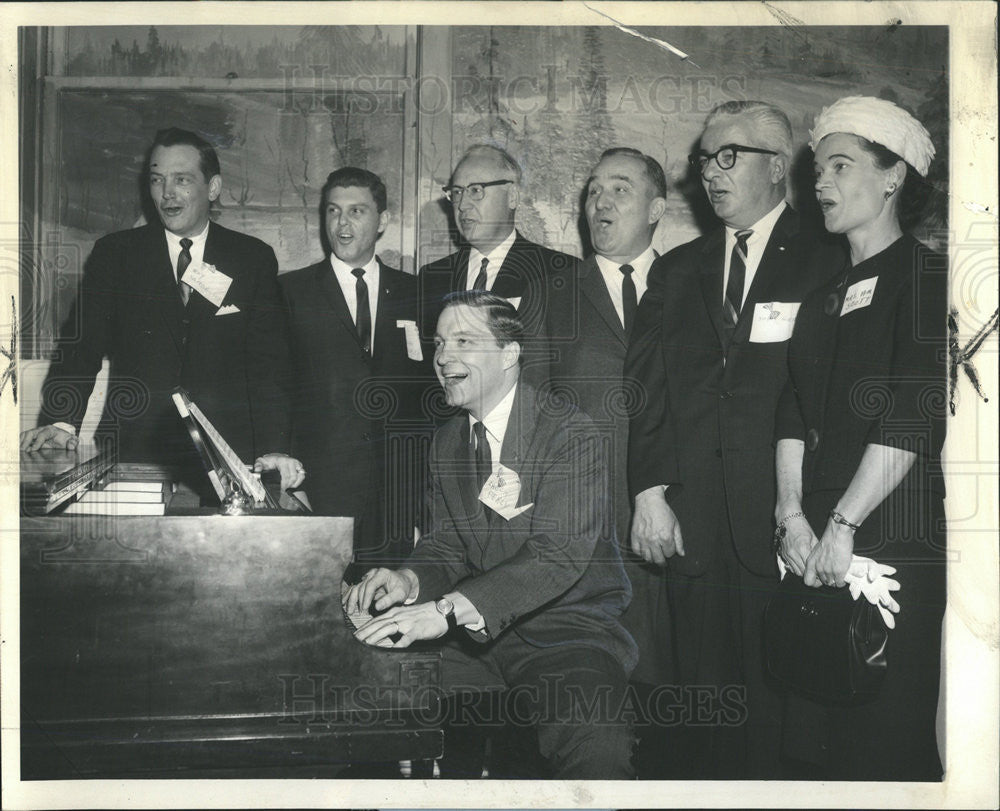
763;574;889;705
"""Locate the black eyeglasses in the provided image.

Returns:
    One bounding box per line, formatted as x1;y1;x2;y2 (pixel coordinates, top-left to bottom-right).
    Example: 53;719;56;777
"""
442;179;513;202
688;144;779;173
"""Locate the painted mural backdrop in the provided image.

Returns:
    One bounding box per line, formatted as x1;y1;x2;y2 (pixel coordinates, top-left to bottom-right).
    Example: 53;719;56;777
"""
439;24;948;260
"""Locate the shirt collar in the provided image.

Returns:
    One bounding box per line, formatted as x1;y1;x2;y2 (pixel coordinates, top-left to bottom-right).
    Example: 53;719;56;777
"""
593;243;657;276
330;252;379;276
164;221;210;251
470;228;517;270
469;378;518;446
724;199;786;246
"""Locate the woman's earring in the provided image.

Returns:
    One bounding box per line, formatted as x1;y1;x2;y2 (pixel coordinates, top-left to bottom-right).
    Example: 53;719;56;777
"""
884;184;897;200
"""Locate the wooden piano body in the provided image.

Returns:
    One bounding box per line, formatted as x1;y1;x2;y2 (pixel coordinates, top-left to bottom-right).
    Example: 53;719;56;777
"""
20;457;442;779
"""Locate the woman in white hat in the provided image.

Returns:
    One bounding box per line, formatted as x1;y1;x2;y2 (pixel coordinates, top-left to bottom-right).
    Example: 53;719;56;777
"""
773;96;947;780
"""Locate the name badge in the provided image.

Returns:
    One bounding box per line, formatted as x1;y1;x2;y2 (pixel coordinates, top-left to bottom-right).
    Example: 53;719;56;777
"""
749;301;801;343
396;319;423;361
184;262;233;308
841;277;878;316
479;464;533;521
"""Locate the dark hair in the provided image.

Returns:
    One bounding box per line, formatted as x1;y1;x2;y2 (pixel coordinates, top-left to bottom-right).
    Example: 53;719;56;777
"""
855;137;931;230
440;290;524;350
323;167;388;213
150;127;221;181
599;147;667;199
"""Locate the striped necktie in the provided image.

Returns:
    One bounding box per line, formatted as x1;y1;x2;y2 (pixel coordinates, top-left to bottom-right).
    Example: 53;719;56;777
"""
725;229;753;326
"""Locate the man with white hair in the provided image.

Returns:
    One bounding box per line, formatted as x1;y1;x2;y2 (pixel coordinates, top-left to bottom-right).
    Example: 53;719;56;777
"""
626;101;840;778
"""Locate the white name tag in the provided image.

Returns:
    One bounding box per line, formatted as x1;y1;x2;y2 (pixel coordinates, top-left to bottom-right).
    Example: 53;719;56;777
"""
841;277;878;316
396;319;423;361
749;301;800;343
183;261;232;308
479;464;532;521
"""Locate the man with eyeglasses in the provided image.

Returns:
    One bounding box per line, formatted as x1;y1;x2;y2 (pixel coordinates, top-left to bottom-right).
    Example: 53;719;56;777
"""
625;101;839;778
418;144;575;387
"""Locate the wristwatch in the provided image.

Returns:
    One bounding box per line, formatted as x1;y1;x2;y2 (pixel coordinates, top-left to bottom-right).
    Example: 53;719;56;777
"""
435;596;458;632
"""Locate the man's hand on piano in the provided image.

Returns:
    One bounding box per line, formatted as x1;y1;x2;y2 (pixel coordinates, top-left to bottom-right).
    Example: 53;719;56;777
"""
342;567;418;615
20;424;79;453
253;453;306;491
353;603;448;649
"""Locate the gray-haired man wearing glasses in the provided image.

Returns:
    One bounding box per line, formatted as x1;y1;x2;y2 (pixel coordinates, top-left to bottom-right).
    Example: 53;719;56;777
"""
625;101;840;778
418;144;575;386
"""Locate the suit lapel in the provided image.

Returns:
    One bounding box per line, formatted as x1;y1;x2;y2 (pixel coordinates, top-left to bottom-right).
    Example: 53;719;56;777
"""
449;247;472;292
447;417;490;553
491;233;528;300
698;229;730;352
732;207;800;344
579;256;627;347
317;260;369;355
372;260;394;365
186;222;233;320
146;226;187;355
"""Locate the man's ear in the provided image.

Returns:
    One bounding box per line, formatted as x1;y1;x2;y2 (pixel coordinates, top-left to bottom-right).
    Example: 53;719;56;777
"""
770;154;789;185
648;196;667;225
502;340;521;370
208;175;222;202
377;209;389;236
507;183;520;212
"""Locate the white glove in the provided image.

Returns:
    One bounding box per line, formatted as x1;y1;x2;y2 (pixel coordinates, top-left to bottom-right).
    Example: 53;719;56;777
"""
845;556;901;629
777;554;901;629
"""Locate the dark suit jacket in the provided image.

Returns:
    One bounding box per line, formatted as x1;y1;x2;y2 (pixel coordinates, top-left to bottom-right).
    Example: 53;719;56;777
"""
40;221;290;468
548;253;675;684
548;253;652;546
626;207;841;578
417;231;576;384
279;258;429;560
405;382;638;671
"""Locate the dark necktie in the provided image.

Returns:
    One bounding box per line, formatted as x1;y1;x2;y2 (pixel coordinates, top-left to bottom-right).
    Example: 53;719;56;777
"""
619;263;637;333
472;420;491;494
177;238;193;305
725;229;753;326
472;257;489;291
352;268;371;354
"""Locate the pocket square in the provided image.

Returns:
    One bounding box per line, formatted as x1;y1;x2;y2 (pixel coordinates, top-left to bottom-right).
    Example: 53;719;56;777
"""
215;304;241;316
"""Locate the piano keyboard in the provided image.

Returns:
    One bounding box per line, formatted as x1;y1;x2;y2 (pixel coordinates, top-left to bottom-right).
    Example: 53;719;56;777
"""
340;581;403;642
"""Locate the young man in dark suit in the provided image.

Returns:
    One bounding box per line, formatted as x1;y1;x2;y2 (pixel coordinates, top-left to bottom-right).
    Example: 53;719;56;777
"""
547;147;672;776
22;127;300;492
418;145;575;385
626;101;838;778
343;291;637;779
279;168;427;568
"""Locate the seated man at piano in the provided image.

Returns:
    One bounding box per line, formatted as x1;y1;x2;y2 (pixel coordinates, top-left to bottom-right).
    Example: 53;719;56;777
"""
343;291;638;779
20;126;303;495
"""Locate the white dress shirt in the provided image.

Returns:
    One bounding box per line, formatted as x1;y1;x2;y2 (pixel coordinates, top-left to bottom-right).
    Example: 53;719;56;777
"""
468;378;518;473
594;244;657;328
164;221;210;282
330;253;381;351
722;199;787;309
466;228;517;291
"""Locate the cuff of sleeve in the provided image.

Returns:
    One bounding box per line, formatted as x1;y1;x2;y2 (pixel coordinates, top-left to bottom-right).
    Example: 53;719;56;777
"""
52;422;78;437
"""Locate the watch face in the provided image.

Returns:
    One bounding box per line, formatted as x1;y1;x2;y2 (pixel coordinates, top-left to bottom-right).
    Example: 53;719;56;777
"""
436;597;455;616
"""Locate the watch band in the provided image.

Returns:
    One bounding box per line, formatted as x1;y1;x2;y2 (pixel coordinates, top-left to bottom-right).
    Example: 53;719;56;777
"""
435;597;458;632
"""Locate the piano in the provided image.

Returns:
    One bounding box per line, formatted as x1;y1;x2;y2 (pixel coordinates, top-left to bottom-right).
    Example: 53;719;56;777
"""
20;447;442;779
